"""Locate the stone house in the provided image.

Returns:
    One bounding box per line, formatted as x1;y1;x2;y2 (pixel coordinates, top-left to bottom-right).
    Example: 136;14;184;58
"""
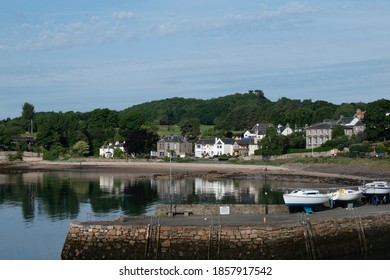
336;116;366;138
157;135;192;158
232;138;258;156
305;121;334;149
305;116;366;149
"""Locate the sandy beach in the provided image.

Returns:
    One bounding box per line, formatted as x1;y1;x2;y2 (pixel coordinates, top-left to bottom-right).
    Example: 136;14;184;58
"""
2;159;389;185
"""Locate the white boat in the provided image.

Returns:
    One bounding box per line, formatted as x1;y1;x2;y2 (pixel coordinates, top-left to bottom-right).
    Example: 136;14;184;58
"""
328;188;363;202
283;189;330;207
358;181;390;197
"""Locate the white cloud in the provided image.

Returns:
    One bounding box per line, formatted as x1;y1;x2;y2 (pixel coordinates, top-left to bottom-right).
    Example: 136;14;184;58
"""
151;2;317;37
1;14;138;52
155;20;181;35
112;11;134;21
90;16;100;23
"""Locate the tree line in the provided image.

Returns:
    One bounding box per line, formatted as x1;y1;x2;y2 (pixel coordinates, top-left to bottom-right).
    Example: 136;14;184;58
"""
0;90;389;158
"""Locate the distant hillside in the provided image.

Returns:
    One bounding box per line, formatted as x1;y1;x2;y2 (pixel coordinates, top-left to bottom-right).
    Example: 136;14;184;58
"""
121;90;271;129
120;90;365;131
2;89;388;157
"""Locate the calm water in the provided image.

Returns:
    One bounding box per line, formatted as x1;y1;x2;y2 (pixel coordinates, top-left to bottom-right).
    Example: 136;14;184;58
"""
0;171;332;260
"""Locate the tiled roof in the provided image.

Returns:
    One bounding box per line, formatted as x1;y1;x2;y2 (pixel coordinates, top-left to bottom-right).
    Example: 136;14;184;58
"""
222;138;235;144
336;117;354;125
159;135;187;143
196;138;215;145
248;123;271;135
235;138;255;145
307;121;335;129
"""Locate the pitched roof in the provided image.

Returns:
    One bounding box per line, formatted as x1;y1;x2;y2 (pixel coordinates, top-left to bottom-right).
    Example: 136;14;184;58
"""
196;138;235;145
248;123;271;135
235;138;255;145
196;138;215;145
159;135;187;143
336;117;354;125
222;138;235;144
308;121;335;129
336;117;364;127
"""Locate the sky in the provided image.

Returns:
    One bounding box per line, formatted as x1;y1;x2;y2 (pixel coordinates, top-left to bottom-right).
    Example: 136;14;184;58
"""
1;0;390;120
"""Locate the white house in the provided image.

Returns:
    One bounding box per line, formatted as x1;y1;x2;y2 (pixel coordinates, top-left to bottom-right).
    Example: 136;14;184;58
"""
278;124;294;136
99;141;125;158
243;123;272;140
194;138;234;158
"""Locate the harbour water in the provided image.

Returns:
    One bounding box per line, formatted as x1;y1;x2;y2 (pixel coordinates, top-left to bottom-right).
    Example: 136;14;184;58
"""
0;171;364;259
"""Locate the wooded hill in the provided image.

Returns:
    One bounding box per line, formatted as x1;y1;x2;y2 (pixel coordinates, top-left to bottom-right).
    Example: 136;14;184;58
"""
1;90;389;156
121;90;366;130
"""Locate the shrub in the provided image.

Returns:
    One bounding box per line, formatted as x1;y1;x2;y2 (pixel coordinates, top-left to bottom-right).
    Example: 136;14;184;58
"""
349;143;369;157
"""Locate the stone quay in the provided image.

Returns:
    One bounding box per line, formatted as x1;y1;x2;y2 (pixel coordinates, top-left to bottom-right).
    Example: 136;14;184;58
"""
61;203;390;260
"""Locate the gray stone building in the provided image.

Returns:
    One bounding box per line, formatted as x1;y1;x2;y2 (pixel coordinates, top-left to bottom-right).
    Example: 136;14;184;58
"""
157;135;192;158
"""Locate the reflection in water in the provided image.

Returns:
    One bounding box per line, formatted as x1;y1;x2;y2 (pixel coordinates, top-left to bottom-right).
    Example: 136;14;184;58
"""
2;172;337;224
2;171;389;260
1;172;329;223
153;177;286;205
99;176;125;193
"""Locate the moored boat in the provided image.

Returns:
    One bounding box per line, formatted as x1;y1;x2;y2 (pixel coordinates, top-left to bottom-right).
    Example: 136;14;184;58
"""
358;181;390;197
283;189;330;207
328;188;363;202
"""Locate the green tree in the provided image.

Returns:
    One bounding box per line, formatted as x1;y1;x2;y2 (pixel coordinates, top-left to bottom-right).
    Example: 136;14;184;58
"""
73;140;90;156
312;106;336;123
332;125;345;139
363;99;390;141
123;128;160;156
333;103;356;119
180;118;200;141
284;108;313;127
21;102;35;133
256;127;287;157
375;143;387;154
119;110;145;136
113;148;125;159
349;143;369;157
287;131;306;149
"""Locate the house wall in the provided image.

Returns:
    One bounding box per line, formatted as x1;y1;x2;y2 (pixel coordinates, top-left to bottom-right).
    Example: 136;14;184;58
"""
195;139;234;158
306;128;332;149
158;142;192;157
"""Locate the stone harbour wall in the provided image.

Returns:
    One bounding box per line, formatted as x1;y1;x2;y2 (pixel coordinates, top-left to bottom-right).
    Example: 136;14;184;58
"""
61;214;390;260
154;204;289;216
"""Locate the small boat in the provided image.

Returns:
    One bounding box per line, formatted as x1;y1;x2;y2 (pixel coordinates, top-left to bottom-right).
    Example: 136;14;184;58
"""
328;188;363;202
358;181;390;197
283;189;330;207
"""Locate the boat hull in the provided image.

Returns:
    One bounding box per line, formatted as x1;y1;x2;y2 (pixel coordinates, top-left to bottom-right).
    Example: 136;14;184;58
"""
357;181;390;198
359;187;390;197
283;194;329;207
337;193;363;201
329;189;363;202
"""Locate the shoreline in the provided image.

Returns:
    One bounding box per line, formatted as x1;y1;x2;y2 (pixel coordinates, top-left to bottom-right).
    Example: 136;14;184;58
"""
1;159;389;185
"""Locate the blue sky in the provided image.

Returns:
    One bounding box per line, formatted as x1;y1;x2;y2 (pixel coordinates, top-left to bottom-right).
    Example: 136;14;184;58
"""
1;0;390;120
